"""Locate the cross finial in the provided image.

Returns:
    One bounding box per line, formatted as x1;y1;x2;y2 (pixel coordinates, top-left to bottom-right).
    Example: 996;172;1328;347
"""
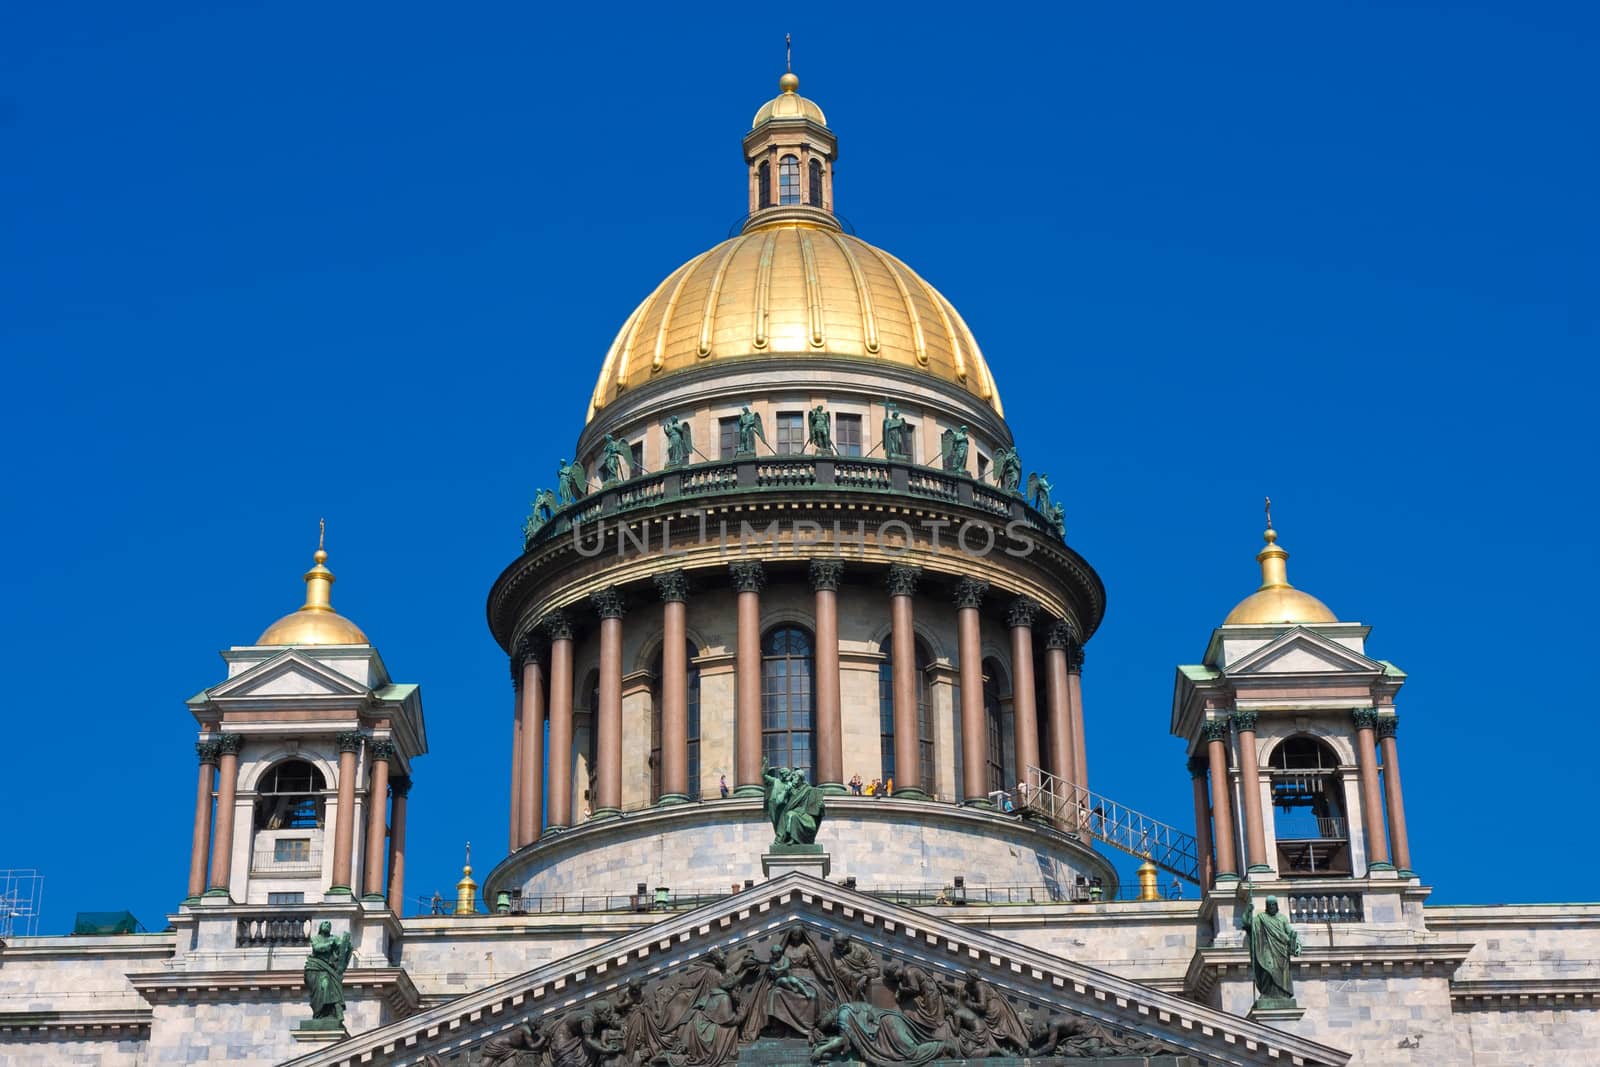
786;33;792;73
1264;496;1273;530
318;517;326;551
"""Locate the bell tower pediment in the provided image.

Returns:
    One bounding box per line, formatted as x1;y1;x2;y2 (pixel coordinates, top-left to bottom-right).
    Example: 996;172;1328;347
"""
204;649;373;704
1224;627;1384;679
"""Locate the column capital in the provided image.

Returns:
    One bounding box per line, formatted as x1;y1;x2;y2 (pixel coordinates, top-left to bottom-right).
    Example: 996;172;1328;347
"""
952;577;988;609
653;569;690;602
1044;620;1075;650
196;740;221;765
1376;715;1400;740
390;775;412;798
1188;755;1208;778
368;739;396;763
729;560;767;593
886;563;921;597
214;733;243;756
1230;710;1260;733
1006;596;1040;629
1200;718;1231;744
513;631;542;671
1066;642;1085;673
807;558;845;592
336;731;365;754
541;610;574;641
1352;707;1380;731
590;587;628;619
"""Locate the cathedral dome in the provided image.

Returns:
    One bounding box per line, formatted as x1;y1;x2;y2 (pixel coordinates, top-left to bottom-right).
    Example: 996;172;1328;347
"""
1222;526;1337;626
256;543;370;646
586;221;1002;422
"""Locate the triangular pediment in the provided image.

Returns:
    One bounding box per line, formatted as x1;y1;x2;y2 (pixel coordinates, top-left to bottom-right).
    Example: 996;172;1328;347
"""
1225;628;1382;678
205;650;371;702
282;874;1347;1067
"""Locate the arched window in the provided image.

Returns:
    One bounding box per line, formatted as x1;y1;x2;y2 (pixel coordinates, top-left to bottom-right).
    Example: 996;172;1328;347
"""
1269;735;1350;876
878;640;935;788
254;760;327;831
758;160;772;209
779;155;801;205
983;659;1009;796
651;641;703;802
762;626;815;779
808;158;824;207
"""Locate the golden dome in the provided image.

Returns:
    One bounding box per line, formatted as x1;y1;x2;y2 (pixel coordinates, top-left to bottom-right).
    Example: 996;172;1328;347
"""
587;220;1002;421
256;537;370;646
752;72;827;127
1223;526;1337;626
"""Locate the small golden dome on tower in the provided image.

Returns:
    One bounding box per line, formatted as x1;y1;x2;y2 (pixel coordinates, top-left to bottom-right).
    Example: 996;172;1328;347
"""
256;525;370;646
752;71;828;127
1222;511;1337;627
454;843;478;916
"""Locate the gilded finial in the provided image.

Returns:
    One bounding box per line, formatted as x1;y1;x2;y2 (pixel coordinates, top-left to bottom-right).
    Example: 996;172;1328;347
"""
318;517;326;553
778;34;799;93
454;840;478;916
1264;496;1272;531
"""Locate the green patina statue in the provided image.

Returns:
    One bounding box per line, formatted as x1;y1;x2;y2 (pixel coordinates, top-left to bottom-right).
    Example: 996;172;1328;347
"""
807;405;833;454
557;459;587;505
939;425;970;473
882;402;909;461
302;920;354;1030
600;434;632;484
736;406;767;456
661;415;694;468
762;758;825;847
523;488;558;546
995;446;1022;494
1237;884;1302;1008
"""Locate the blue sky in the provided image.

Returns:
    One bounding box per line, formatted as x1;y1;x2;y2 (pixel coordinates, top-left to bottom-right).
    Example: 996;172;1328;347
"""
2;2;1595;931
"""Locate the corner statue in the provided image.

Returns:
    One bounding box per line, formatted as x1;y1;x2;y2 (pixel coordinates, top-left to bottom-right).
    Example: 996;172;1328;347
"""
736;405;767;455
1237;884;1302;1007
302;920;354;1030
762;758;825;847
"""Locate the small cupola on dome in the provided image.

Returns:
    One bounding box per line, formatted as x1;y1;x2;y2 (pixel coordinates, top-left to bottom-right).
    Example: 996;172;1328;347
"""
743;47;837;227
256;523;370;646
1222;503;1338;627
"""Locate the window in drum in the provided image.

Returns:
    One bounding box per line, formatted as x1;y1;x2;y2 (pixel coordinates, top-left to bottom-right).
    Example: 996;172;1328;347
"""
758;160;772;208
878;640;935;789
878;661;895;781
976;453;989;481
808;158;824;207
630;441;644;476
779;155;801;205
719;417;740;459
835;414;862;456
650;641;703;802
776;411;805;454
983;663;1009;796
761;626;815;780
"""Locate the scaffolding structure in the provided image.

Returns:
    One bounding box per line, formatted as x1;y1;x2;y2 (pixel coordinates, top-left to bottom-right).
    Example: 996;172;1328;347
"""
0;869;45;939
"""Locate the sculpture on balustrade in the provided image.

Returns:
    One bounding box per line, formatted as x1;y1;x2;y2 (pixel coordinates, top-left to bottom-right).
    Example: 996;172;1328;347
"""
1026;472;1053;514
300;920;354;1030
994;446;1022;494
1237;883;1302;1007
938;425;970;473
600;434;632;485
662;416;694;468
762;758;825;847
735;406;767;456
558;459;588;505
523;488;558;547
807;405;834;454
1048;502;1066;539
882;402;909;461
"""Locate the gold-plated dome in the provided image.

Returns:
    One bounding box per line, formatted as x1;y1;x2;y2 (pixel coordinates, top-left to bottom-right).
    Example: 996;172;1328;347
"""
1223;525;1337;626
256;533;370;646
752;72;827;127
587;221;1002;420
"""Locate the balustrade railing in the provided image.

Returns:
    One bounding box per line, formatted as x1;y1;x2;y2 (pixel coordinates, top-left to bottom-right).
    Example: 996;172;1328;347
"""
1287;893;1363;923
236;914;314;947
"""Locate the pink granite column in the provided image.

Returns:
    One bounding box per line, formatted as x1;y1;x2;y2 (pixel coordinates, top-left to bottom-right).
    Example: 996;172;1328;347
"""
809;560;846;794
956;578;989;805
1007;598;1041;798
518;638;545;844
730;562;766;796
887;564;926;798
329;731;363;893
1231;711;1271;873
1044;623;1080;834
387;777;409;911
545;612;575;829
187;741;219;901
362;739;393;898
206;733;242;895
1189;757;1216;888
1203;719;1238;880
591;588;627;818
655;571;691;804
1354;708;1394;872
1377;716;1413;876
509;663;523;851
1066;642;1088;798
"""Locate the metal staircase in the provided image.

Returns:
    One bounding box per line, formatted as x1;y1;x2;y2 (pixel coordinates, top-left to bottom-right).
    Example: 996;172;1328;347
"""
1025;767;1201;886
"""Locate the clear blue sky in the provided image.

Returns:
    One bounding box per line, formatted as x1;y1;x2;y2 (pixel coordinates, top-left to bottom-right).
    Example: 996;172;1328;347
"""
3;2;1595;931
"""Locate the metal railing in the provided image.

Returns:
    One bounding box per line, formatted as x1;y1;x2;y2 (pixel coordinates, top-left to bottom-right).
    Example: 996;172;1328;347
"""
237;914;314;947
1027;767;1201;885
250;848;323;874
522;455;1059;552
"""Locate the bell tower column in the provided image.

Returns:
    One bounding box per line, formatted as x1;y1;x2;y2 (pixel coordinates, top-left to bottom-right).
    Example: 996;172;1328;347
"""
1189;757;1216;888
187;741;219;901
1353;708;1394;872
1203;719;1239;881
1231;711;1272;873
1378;715;1413;876
329;731;363;895
387;776;410;910
206;733;242;897
362;739;393;899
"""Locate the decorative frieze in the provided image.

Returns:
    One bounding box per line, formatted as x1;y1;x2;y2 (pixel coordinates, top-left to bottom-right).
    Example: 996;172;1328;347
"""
886;563;921;597
807;557;845;592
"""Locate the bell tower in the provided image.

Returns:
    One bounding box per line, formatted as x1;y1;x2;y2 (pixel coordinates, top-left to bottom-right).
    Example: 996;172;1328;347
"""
1171;509;1415;897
